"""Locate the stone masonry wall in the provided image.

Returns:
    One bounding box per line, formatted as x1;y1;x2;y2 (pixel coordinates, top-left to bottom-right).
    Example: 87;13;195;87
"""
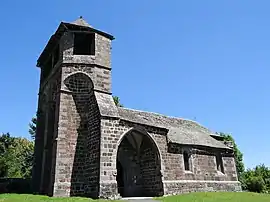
99;118;119;198
99;118;167;198
32;93;46;193
166;143;238;181
49;27;112;197
33;68;61;195
163;143;241;195
139;138;163;196
35;21;113;197
84;90;101;198
42;70;62;195
61;31;112;94
52;71;101;197
62;31;111;68
163;181;241;195
99;117;240;198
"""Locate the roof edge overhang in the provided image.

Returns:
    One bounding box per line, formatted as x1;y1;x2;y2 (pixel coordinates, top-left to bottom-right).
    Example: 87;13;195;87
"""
119;117;169;132
210;133;226;141
63;22;115;40
167;140;234;152
36;22;67;68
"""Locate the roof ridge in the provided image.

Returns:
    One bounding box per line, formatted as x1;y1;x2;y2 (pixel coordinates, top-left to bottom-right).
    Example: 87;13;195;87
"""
119;107;210;130
118;107;228;149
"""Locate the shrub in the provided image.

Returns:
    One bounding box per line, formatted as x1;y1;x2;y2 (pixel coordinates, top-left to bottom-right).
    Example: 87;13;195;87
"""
245;176;266;193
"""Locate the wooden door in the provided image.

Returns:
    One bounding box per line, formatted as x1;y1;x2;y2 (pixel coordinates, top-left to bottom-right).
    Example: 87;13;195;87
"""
123;160;141;197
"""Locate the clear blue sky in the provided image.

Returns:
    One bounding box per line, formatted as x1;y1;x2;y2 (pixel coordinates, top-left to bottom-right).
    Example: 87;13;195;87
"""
0;0;269;169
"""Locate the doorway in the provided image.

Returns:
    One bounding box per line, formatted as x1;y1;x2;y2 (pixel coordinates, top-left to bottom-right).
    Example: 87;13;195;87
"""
116;129;163;197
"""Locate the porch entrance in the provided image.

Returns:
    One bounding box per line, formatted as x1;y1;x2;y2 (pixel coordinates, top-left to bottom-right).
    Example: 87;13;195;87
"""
116;129;163;197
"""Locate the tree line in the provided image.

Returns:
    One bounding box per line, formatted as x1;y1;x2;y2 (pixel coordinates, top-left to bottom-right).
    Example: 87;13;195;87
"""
0;96;269;193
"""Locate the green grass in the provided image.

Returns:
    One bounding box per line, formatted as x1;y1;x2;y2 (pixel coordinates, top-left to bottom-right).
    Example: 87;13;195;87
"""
0;192;269;202
0;194;109;202
156;192;270;202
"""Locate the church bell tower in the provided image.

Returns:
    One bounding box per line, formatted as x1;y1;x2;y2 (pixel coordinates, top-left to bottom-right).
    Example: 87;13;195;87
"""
32;17;115;197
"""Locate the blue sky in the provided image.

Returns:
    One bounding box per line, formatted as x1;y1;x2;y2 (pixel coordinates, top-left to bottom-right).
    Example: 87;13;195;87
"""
0;0;269;169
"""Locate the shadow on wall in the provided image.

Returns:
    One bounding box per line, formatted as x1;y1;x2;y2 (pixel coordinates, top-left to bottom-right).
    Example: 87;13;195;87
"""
64;73;101;198
43;80;59;196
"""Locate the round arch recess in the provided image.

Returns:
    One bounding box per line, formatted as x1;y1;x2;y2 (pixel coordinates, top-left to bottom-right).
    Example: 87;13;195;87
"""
116;128;164;197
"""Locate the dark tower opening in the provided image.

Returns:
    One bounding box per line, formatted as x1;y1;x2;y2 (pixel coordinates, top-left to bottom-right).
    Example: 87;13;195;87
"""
73;32;95;55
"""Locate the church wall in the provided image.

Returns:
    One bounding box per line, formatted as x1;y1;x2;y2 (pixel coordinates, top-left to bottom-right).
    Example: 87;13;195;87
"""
162;143;241;195
62;32;111;69
99;118;123;198
60;31;112;94
52;69;101;198
163;181;241;195
99;118;167;198
98;118;241;198
140;138;164;196
165;144;238;181
41;71;61;195
84;90;101;198
32;68;61;195
95;34;112;68
60;63;111;94
32;92;47;193
48;27;112;197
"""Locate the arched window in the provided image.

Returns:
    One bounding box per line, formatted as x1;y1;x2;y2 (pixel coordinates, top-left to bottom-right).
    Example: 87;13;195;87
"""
183;151;190;171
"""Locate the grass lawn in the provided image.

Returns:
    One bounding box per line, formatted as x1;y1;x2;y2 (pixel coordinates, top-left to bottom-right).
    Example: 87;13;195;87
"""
0;194;109;202
0;192;269;202
156;192;270;202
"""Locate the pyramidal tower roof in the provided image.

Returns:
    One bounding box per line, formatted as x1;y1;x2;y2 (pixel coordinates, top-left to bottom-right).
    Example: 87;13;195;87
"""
71;16;92;27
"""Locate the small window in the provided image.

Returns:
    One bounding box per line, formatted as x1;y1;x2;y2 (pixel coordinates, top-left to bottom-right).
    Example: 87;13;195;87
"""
73;32;95;55
216;154;224;173
183;151;190;171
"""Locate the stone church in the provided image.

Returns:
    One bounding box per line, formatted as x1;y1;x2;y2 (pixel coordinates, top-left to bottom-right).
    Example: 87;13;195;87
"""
32;17;241;198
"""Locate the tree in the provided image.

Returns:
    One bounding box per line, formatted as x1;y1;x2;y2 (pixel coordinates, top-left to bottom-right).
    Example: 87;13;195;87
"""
216;132;245;178
0;133;34;178
0;133;15;177
4;138;34;178
113;96;124;107
29;116;37;140
241;164;270;193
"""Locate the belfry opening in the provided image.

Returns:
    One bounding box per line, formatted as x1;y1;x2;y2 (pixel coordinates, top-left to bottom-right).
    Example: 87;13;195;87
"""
116;129;164;197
